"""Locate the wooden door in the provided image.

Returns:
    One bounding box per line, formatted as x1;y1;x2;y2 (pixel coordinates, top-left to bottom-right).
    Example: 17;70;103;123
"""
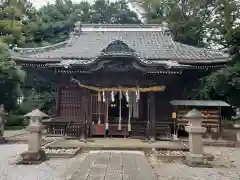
89;94;108;136
90;94;108;124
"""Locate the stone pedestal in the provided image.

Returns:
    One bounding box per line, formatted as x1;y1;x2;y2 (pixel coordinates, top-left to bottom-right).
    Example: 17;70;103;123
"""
17;109;48;165
183;109;212;168
0;105;6;144
18;125;47;164
236;131;240;141
0;137;6;144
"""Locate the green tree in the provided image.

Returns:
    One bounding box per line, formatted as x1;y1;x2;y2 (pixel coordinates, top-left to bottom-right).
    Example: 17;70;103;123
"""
142;0;240;108
0;0;39;46
33;0;141;45
141;0;218;46
196;27;240;107
0;42;25;111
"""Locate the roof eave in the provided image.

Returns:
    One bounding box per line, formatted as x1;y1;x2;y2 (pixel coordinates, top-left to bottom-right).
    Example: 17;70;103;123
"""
11;55;230;64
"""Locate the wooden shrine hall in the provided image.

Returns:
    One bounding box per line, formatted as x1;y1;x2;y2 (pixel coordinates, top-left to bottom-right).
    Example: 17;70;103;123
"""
10;23;231;139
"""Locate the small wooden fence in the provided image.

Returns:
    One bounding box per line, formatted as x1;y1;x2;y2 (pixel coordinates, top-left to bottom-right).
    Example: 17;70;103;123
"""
43;117;174;139
43;117;85;138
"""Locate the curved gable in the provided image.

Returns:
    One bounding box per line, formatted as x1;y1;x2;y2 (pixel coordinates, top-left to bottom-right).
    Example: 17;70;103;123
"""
102;40;135;53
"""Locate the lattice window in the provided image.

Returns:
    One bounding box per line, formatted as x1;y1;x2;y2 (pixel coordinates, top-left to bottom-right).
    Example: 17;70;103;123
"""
60;88;83;117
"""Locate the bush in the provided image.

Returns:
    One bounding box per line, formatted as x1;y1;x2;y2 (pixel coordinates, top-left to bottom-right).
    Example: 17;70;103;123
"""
6;113;24;127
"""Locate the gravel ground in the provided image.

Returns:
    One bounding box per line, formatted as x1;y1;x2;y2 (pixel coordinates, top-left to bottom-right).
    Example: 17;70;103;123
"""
1;144;240;180
149;146;240;180
0;144;86;180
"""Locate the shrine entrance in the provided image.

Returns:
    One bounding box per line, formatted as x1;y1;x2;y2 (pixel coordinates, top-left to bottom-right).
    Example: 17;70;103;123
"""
108;92;129;121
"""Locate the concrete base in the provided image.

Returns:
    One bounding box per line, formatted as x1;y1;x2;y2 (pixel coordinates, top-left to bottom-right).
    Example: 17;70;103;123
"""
45;147;81;158
0;137;6;144
17;150;48;165
183;154;213;168
183;159;213;168
237;132;240;141
149;137;156;143
173;134;179;140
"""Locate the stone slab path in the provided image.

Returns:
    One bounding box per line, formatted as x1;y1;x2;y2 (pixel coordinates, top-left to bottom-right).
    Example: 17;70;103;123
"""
70;151;158;180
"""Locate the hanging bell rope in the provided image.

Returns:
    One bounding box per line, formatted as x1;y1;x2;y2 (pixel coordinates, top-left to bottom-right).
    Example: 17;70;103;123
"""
105;97;109;130
137;89;140;101
102;91;105;102
98;92;101;102
118;91;122;130
111;91;115;102
98;92;101;124
126;91;129;103
128;92;132;132
72;78;166;92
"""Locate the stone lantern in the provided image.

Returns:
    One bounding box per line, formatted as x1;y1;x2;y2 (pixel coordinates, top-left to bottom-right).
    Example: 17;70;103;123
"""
184;109;211;167
18;109;48;164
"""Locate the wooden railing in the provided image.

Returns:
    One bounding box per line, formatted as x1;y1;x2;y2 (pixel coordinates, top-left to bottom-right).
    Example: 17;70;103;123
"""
155;120;173;138
177;109;220;129
43;117;85;138
43;117;175;139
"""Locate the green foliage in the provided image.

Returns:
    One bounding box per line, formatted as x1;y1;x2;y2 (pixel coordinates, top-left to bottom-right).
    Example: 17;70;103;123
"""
28;0;141;45
141;0;239;47
142;0;240;108
196;64;240;105
141;0;217;46
0;42;26;111
6;112;24;126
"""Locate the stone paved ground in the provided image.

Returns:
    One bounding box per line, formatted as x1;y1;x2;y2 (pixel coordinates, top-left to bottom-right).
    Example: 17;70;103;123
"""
0;144;86;180
1;144;240;180
4;129;27;138
149;147;240;180
48;138;187;150
69;151;157;180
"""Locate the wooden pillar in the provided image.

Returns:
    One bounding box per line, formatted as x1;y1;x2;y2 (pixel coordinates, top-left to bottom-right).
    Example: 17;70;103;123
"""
139;93;144;120
219;107;222;136
80;89;87;141
150;92;156;140
56;86;61;116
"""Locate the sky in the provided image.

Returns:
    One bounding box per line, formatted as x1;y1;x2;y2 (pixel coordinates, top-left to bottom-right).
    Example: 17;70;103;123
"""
29;0;119;9
29;0;145;22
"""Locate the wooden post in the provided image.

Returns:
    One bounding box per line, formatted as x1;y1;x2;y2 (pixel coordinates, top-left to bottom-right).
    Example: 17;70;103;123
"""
80;91;86;141
219;107;222;137
150;92;156;141
173;105;179;140
146;95;150;140
56;86;61;116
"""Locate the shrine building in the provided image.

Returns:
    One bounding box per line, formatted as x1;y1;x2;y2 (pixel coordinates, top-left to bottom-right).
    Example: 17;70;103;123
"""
10;23;231;139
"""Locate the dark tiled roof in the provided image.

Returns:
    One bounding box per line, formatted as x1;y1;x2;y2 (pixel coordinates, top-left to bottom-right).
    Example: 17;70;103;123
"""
170;100;231;107
11;24;229;64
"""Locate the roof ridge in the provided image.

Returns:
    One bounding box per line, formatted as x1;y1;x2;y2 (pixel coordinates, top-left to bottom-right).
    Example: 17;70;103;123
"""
79;23;169;32
12;38;70;54
81;24;164;28
174;42;229;58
